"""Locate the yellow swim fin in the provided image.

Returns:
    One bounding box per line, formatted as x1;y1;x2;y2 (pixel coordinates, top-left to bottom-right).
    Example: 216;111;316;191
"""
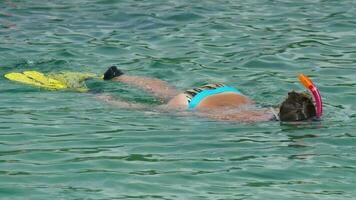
23;71;67;89
4;70;100;92
5;71;68;90
48;72;99;92
5;72;45;87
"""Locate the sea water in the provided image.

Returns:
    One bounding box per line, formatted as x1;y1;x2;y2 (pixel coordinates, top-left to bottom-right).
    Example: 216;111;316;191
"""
0;0;355;199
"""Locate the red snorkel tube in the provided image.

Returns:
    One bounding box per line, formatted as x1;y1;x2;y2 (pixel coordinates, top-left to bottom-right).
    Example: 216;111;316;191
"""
298;74;323;119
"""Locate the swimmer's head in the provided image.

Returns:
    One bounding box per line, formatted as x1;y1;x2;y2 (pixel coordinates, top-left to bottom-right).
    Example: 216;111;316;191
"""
279;91;316;121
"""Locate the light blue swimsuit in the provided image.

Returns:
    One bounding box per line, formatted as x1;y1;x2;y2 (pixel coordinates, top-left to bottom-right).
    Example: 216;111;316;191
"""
184;83;242;110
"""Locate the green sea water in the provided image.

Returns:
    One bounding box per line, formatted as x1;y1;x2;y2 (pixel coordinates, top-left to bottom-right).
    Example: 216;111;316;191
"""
1;0;356;199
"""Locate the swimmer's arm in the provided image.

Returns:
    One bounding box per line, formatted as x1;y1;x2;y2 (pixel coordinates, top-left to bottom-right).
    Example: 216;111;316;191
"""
202;110;272;122
95;93;146;109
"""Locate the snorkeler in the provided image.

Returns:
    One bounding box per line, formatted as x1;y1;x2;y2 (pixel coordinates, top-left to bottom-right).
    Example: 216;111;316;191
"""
98;66;321;122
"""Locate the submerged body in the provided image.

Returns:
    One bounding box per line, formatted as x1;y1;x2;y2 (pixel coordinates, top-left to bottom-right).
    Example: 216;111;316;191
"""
102;73;274;122
98;66;317;122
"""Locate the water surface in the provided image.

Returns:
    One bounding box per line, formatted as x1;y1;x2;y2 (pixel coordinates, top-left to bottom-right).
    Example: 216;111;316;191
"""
1;0;356;199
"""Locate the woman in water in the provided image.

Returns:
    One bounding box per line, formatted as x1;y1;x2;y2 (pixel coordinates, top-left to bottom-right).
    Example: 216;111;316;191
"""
98;66;318;122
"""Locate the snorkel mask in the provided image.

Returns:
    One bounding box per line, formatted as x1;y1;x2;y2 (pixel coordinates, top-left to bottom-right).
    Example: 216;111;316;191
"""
298;74;323;119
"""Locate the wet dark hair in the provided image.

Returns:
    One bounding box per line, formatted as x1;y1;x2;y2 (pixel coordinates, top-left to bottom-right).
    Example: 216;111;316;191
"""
279;91;316;121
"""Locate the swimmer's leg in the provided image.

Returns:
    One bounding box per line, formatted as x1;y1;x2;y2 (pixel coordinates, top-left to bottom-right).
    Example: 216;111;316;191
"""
104;66;179;101
114;75;179;101
95;93;146;109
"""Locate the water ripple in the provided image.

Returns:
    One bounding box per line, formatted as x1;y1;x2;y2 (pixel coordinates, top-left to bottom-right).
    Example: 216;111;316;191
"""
1;0;356;199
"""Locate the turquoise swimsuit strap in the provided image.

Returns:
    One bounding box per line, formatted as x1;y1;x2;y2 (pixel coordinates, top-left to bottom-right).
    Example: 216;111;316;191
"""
188;86;242;110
